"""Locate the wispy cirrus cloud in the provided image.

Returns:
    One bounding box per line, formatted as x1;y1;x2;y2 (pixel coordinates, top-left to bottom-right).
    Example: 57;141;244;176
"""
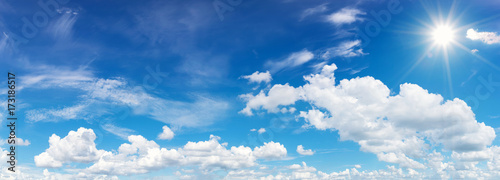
265;49;314;73
321;40;367;59
48;8;79;40
22;64;229;129
300;3;328;21
101;124;135;140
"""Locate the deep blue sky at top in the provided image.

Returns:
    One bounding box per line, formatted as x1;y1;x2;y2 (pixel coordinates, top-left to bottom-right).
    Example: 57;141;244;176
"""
1;0;500;176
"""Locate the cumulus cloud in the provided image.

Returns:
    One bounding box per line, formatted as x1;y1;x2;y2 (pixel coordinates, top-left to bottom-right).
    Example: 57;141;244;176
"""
239;83;301;116
466;29;500;44
321;40;366;59
297;145;315;156
471;49;479;53
34;128;106;168
253;141;287;160
158;125;175;140
223;162;420;179
265;49;314;72
1;138;30;146
326;8;365;25
239;63;496;168
33;128;288;176
241;71;272;84
257;128;266;134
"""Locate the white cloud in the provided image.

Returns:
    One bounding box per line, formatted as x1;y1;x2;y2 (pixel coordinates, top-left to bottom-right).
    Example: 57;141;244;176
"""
321;40;366;59
22;65;229;127
265;49;314;72
101;124;135;140
257;128;266;134
34;128;106;168
240;63;496;168
1;138;30;146
253;141;287;160
48;8;78;40
354;164;361;169
471;49;479;53
250;128;256;132
300;3;328;21
158;125;175;140
466;29;500;44
326;8;365;25
297;145;315;156
26;104;87;122
377;152;425;169
241;71;272;84
33;128;288;176
239;83;301;116
223;162;424;179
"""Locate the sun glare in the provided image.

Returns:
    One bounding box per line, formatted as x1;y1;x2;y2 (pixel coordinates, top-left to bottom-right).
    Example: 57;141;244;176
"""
432;25;454;45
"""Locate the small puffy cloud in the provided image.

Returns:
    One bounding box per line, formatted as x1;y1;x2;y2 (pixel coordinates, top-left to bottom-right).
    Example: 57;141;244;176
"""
265;49;314;72
239;83;302;116
253;141;287;160
322;40;366;59
241;71;272;84
354;164;361;169
257;128;266;134
466;29;500;44
297;145;315;155
250;128;256;132
34;127;105;168
1;138;30;146
471;49;479;53
158;125;175;140
280;107;297;114
326;8;365;25
15;138;31;146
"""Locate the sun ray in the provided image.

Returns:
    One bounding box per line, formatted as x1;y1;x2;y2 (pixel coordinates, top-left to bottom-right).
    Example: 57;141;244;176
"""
443;45;454;97
394;44;436;87
452;41;500;71
393;0;500;99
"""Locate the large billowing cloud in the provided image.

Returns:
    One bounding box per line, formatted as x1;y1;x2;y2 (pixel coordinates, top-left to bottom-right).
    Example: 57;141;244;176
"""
240;63;496;169
34;128;105;168
33;128;288;176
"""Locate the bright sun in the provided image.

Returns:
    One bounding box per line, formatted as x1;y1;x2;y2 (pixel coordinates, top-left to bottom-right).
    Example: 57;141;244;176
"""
432;25;454;45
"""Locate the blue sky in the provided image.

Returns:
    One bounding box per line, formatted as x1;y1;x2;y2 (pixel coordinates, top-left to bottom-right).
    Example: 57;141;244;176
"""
1;0;500;179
